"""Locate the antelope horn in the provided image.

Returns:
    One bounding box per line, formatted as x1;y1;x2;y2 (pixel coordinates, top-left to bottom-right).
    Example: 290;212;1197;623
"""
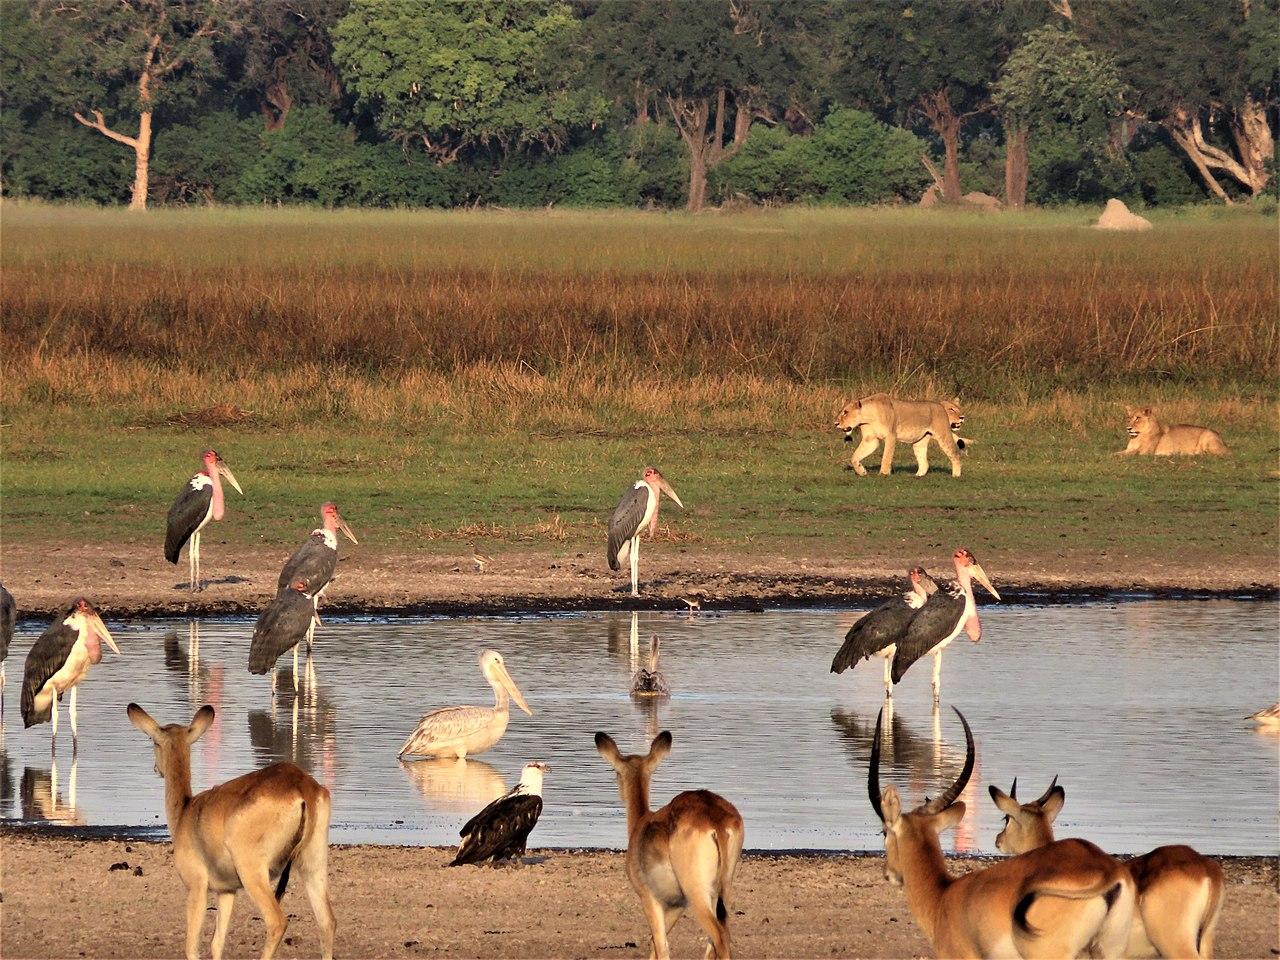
1035;775;1059;807
868;706;886;823
922;706;974;814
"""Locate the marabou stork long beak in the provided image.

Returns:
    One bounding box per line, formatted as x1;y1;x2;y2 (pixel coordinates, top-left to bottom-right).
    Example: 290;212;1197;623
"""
336;512;359;545
496;660;532;716
969;563;1000;601
659;479;684;510
88;609;120;655
216;457;243;495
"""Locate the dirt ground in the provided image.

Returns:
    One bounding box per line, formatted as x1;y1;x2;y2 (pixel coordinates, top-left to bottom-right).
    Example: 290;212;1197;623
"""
1;835;1276;959
2;541;1275;620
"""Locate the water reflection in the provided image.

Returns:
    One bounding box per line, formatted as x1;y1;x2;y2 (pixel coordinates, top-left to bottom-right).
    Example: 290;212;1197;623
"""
21;758;82;824
401;758;507;814
830;703;980;852
246;664;337;774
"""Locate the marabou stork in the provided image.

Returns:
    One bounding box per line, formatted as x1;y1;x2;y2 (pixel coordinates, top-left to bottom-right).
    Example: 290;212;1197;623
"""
450;761;548;866
20;599;120;752
631;635;669;698
398;650;532;760
890;548;1000;703
0;582;14;714
277;502;358;652
164;449;243;592
248;579;316;692
607;467;685;597
830;567;937;696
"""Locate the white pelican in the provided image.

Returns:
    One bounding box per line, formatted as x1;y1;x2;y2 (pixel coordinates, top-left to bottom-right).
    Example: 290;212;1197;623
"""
607;467;684;597
398;650;532;759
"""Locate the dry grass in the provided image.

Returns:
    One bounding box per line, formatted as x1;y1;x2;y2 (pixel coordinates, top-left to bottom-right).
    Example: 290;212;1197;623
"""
2;204;1275;407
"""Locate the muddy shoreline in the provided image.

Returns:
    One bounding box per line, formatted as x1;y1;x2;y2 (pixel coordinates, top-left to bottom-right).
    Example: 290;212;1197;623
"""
2;834;1276;959
1;543;1275;620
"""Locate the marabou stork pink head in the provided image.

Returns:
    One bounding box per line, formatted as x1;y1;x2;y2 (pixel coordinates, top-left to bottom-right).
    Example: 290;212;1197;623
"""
200;449;243;494
288;579;309;594
69;598;120;663
642;467;684;510
952;548;1000;601
321;502;359;544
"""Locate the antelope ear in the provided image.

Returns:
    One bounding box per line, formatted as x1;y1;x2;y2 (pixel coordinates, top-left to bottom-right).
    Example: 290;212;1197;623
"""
187;705;215;744
126;703;161;740
1041;786;1066;823
934;801;966;833
881;785;902;826
594;731;621;765
647;730;673;768
989;784;1021;817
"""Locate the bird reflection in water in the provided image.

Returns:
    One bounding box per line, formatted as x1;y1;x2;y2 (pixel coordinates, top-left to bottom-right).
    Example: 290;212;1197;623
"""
604;611;634;669
21;758;83;825
400;757;507;815
246;660;337;785
831;701;981;852
163;620;224;707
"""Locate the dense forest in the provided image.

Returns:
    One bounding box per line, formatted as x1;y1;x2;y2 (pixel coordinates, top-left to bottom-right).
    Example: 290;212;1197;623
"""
1;0;1275;211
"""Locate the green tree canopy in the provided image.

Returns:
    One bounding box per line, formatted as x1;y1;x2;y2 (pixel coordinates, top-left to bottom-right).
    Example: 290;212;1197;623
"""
333;0;605;163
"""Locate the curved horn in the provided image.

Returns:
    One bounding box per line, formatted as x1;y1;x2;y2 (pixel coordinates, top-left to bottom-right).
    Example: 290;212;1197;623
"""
1009;777;1018;800
922;706;974;814
1035;775;1059;807
868;706;886;823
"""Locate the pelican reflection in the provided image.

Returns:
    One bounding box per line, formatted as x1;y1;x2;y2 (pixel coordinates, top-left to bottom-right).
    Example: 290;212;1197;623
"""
400;757;507;814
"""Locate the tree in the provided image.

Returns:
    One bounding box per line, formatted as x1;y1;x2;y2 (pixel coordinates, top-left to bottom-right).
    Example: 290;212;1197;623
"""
236;0;348;131
34;0;241;210
994;25;1124;208
1076;0;1278;202
582;0;818;212
332;0;604;164
833;1;1003;203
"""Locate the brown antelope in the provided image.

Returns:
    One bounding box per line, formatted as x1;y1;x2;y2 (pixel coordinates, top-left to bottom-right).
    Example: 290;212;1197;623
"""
127;703;336;960
991;777;1224;958
595;731;743;959
868;707;1136;958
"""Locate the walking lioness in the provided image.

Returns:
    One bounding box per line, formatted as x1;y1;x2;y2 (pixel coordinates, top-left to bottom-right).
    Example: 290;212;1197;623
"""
835;393;966;477
1116;407;1229;456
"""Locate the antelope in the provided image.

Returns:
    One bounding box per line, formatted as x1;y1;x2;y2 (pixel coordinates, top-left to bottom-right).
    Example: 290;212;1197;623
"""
595;731;743;959
127;703;336;960
991;777;1224;958
868;706;1136;958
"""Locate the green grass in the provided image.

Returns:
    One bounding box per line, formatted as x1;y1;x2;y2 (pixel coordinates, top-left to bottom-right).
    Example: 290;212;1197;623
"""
0;204;1274;571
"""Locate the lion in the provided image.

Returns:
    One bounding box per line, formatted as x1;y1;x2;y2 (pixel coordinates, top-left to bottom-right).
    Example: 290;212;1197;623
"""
834;393;967;477
1115;407;1229;456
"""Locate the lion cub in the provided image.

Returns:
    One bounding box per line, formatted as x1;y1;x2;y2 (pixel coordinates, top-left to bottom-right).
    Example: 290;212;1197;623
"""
835;393;966;477
1116;407;1229;456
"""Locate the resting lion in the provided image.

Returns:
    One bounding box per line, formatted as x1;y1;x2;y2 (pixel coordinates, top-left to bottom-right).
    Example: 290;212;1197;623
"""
834;393;967;477
1116;407;1229;456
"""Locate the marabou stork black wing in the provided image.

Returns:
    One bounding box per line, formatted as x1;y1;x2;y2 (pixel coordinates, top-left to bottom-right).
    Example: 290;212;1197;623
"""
830;596;915;673
20;611;78;727
890;589;966;683
450;792;543;865
248;589;314;674
0;582;14;663
277;534;337;593
165;480;212;563
607;484;649;571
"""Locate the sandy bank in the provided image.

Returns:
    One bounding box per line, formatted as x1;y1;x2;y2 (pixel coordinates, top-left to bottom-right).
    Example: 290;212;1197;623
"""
1;835;1276;958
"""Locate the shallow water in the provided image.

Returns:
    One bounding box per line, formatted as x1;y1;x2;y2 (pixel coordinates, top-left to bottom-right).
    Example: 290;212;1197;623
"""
2;602;1276;854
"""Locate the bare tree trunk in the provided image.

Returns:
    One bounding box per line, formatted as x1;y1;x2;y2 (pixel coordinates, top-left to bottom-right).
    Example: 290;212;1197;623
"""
920;90;963;202
1004;124;1029;210
131;110;152;210
1231;95;1274;196
262;77;293;131
633;80;650;125
668;89;754;213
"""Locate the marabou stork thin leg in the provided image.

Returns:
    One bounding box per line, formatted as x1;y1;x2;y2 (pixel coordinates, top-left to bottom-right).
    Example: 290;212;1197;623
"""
883;656;893;697
69;685;78;747
271;666;278;695
50;695;58;753
931;651;942;704
629;537;640;597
